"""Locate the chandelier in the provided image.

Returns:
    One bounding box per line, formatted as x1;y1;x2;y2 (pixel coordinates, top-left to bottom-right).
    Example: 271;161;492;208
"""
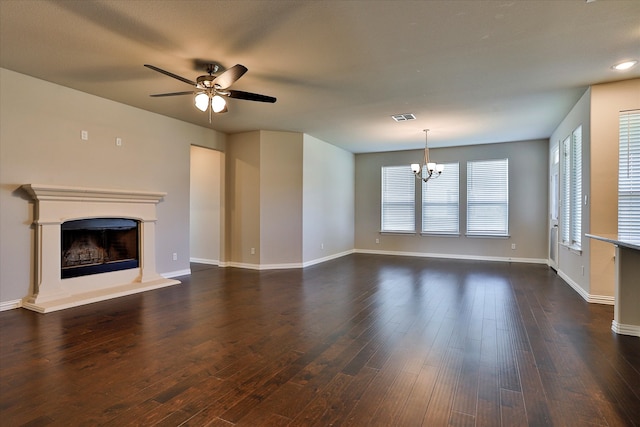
411;129;444;182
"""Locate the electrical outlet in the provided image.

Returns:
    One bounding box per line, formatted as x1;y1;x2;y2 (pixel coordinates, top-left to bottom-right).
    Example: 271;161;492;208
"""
116;137;122;146
511;243;516;250
172;252;177;261
251;248;255;255
376;238;380;244
81;130;88;141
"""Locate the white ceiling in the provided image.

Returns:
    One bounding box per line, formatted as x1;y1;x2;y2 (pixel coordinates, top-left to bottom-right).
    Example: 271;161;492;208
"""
1;0;639;153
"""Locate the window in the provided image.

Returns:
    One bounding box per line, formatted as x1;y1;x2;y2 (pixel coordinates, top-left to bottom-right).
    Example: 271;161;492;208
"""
422;162;459;234
381;166;415;232
619;110;640;240
467;159;509;236
560;126;582;248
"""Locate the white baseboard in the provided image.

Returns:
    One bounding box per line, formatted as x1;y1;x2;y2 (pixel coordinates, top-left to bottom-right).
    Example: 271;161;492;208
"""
162;269;191;279
302;250;355;268
557;270;614;305
190;257;219;266
221;250;546;271
0;299;22;311
219;250;354;271
224;261;302;270
611;321;640;337
354;249;548;265
588;294;615;305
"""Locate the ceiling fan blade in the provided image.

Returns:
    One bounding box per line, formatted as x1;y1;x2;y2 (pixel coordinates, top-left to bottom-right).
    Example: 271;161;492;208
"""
144;64;197;86
150;91;197;97
212;64;248;89
227;90;276;103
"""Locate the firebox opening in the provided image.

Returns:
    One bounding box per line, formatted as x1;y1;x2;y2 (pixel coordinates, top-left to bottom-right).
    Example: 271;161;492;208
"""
61;218;140;279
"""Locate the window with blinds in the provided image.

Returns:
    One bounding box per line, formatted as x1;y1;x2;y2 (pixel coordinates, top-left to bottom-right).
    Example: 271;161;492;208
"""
560;126;582;248
619;110;640;240
422;162;459;234
466;159;509;236
381;165;415;232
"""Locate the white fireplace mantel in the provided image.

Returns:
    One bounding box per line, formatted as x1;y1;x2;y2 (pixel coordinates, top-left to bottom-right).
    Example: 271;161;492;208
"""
22;184;180;313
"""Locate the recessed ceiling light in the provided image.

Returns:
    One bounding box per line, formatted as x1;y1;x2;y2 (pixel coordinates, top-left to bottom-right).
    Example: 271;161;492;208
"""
611;60;638;71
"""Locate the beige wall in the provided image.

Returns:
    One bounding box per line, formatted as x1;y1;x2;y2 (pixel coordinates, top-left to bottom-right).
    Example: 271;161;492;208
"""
225;131;261;265
589;79;640;297
0;68;225;304
225;131;354;268
355;139;548;261
303;134;355;263
260;131;304;265
190;145;222;264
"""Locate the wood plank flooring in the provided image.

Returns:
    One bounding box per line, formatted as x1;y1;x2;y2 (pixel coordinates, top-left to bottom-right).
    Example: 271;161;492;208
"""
1;254;639;426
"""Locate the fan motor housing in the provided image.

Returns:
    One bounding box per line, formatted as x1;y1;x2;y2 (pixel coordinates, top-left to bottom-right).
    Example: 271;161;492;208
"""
196;75;216;89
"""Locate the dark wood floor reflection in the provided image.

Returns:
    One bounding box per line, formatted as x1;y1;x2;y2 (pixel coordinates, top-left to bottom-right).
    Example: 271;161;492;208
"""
1;254;639;426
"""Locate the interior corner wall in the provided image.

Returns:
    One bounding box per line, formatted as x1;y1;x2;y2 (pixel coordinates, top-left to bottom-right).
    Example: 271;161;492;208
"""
0;68;224;305
225;131;261;265
589;78;640;298
302;134;355;264
259;131;303;265
550;88;591;296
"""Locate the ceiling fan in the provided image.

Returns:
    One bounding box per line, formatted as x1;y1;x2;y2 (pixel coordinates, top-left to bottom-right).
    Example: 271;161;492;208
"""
144;63;276;122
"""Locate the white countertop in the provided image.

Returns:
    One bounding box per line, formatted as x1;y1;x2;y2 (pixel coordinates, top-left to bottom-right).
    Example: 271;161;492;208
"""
586;233;640;251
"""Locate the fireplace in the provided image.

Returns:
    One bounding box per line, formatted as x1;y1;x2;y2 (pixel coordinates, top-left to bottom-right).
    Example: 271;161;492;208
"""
61;218;140;279
21;184;180;313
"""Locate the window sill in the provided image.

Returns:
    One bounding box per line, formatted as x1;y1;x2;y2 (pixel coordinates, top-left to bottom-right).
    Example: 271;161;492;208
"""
420;232;460;237
560;243;582;255
379;231;417;236
464;234;510;239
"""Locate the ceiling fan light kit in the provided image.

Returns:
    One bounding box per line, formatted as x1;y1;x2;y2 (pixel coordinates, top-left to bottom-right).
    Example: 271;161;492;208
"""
144;62;276;122
211;95;227;113
194;93;209;111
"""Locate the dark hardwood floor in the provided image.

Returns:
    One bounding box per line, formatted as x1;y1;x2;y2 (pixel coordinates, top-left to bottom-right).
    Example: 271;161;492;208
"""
1;254;639;426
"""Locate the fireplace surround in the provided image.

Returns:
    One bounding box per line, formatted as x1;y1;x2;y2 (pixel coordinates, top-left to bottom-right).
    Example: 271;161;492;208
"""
21;184;180;313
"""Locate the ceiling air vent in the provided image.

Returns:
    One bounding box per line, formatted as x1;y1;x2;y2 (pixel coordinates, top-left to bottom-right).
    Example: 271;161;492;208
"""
391;113;416;122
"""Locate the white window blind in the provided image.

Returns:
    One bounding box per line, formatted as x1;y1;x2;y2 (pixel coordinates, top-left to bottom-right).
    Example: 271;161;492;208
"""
381;166;415;232
619;110;640;240
467;159;509;236
560;126;582;248
571;126;582;247
561;136;571;245
422;162;459;234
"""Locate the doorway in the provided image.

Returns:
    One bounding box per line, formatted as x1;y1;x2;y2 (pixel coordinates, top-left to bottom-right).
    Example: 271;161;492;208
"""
190;145;222;265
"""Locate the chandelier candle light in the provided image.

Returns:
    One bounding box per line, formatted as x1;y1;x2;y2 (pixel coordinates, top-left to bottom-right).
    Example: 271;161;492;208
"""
411;129;444;182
